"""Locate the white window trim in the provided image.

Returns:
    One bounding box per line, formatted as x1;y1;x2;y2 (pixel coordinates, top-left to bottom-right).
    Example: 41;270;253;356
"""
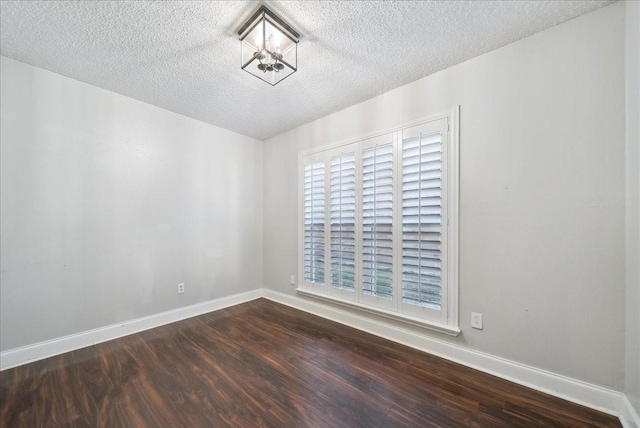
297;106;460;336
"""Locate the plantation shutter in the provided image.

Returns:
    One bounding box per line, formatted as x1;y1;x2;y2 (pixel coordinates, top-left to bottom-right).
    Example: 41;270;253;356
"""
362;144;393;299
401;133;442;309
304;161;326;284
300;113;456;327
330;153;357;291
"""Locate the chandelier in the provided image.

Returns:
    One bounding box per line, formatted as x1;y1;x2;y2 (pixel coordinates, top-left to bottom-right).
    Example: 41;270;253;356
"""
238;5;299;86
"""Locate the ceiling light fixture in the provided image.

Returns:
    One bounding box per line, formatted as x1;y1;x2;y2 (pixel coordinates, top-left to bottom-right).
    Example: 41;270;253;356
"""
238;5;299;86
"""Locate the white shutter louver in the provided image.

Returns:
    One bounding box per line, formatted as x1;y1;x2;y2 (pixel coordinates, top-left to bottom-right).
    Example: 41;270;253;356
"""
330;154;356;291
362;144;393;299
304;161;325;284
299;113;457;328
402;134;442;309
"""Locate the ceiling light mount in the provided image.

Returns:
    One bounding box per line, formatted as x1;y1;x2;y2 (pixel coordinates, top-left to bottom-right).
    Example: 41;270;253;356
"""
238;5;299;86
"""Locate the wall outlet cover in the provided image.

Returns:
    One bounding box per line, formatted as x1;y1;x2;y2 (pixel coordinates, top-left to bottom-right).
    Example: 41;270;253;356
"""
471;312;483;330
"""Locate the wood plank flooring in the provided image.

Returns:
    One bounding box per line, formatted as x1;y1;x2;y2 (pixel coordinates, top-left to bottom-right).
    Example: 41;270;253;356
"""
0;298;622;427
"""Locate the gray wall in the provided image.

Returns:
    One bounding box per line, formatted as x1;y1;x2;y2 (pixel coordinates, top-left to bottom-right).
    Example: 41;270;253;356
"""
0;1;634;405
626;0;640;416
263;3;626;391
0;56;264;351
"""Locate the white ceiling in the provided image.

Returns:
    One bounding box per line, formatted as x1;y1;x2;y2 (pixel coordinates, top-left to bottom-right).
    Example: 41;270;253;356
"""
0;0;614;140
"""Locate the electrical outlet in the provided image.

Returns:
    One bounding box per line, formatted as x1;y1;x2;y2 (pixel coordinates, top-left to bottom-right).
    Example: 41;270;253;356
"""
471;312;483;330
290;274;295;286
177;283;185;294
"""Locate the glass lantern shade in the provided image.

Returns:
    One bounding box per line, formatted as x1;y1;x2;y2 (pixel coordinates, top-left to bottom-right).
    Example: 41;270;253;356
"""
238;6;299;86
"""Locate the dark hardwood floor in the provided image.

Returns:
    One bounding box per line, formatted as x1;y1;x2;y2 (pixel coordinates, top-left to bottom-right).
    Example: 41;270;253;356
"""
0;298;621;427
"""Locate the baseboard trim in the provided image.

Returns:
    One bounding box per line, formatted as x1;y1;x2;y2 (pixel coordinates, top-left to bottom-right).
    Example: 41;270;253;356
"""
263;289;639;428
2;287;638;427
621;396;640;428
0;288;264;371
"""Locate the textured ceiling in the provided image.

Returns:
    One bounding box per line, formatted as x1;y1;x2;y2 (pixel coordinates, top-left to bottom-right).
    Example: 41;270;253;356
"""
1;1;614;140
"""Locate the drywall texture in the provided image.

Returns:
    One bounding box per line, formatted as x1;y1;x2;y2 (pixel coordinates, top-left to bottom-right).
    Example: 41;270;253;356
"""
264;3;626;390
0;56;263;351
0;1;613;140
626;0;640;416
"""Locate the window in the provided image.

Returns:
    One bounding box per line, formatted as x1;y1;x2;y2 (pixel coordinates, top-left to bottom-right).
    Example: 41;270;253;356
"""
362;144;393;302
303;160;325;285
330;152;356;293
298;108;459;335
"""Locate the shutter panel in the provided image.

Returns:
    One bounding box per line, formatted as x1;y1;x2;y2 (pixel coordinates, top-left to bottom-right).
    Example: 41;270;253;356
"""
330;153;356;291
362;144;393;299
304;161;325;284
402;134;442;309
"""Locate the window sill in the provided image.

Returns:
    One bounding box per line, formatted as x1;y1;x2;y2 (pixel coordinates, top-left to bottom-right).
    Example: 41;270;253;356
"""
295;288;461;337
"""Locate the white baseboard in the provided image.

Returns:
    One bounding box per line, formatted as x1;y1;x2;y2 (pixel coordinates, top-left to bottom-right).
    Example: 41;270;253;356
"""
263;289;640;428
2;287;638;427
0;288;263;371
621;396;640;428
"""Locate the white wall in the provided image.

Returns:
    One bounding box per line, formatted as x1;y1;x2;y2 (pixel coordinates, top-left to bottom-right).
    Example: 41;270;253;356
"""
264;3;626;391
0;56;263;351
626;0;640;416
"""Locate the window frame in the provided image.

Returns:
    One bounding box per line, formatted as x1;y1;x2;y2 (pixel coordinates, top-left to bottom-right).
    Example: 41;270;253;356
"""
297;107;460;336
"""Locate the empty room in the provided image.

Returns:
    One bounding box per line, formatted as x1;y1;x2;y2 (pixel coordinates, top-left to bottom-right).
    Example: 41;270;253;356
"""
1;1;639;426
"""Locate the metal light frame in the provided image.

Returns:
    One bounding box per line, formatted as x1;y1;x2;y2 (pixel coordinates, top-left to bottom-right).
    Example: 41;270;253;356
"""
238;5;300;86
